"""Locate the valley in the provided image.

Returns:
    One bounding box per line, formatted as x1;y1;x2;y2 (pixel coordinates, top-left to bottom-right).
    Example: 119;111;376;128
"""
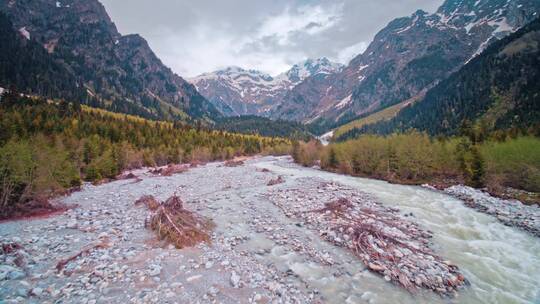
1;0;540;303
1;157;539;303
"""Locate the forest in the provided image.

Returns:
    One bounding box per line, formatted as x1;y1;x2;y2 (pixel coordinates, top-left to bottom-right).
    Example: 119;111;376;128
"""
214;115;313;141
0;91;291;218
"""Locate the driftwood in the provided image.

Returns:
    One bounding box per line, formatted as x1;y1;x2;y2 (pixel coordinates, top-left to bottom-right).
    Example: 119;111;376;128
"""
1;242;22;254
312;198;352;214
56;242;109;274
146;196;213;248
116;172;138;180
315;199;465;294
1;242;26;268
268;183;466;296
134;195;160;211
267;176;285;186
224;160;244;167
151;164;190;176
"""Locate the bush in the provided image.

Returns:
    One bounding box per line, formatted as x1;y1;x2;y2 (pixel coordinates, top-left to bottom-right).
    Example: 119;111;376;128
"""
480;137;540;192
0;137;80;217
295;131;539;194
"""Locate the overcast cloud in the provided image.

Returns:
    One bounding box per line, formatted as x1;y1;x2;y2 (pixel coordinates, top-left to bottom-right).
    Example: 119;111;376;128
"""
100;0;443;77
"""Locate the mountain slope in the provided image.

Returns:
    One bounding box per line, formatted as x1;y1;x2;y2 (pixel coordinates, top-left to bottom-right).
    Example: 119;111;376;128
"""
214;116;312;140
274;0;540;132
337;18;540;140
0;0;219;121
0;12;85;101
190;58;343;117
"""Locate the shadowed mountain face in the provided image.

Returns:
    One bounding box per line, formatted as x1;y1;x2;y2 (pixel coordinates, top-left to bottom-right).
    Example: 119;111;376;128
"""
337;17;540;140
0;0;220;121
189;58;343;117
272;0;540;132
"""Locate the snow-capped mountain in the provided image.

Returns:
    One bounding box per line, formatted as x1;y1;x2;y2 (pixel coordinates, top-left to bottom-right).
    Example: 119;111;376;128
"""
189;58;343;116
281;58;344;83
272;0;540;130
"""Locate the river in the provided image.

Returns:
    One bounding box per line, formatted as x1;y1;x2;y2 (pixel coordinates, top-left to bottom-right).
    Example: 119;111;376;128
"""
0;156;538;303
255;156;540;304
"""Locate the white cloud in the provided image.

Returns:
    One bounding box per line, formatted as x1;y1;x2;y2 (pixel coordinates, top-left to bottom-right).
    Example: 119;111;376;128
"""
334;41;369;64
257;4;343;45
101;0;443;77
152;3;345;77
152;24;302;78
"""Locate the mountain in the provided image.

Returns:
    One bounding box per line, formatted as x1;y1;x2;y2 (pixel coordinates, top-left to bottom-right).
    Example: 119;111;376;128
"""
273;0;540;132
0;0;220;121
336;17;540;140
190;58;343;117
0;12;86;102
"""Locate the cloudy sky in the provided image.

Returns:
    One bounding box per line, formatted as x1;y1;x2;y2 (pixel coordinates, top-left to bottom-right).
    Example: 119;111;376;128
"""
100;0;442;77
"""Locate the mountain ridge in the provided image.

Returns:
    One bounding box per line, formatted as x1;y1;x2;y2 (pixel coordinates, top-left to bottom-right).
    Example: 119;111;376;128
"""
278;0;540;132
0;0;220;121
336;17;540;140
189;57;343;117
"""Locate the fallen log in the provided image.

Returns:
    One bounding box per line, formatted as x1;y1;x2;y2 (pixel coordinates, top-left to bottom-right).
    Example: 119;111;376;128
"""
56;242;109;273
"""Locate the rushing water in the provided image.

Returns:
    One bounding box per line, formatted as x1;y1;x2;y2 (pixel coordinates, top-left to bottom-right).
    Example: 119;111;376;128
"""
252;157;540;304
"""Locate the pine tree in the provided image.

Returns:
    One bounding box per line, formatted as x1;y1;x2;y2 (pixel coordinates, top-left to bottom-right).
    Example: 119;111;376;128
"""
468;146;485;188
327;148;339;169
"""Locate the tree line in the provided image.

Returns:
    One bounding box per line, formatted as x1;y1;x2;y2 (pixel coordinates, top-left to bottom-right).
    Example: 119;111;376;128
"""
0;91;291;217
293;130;539;203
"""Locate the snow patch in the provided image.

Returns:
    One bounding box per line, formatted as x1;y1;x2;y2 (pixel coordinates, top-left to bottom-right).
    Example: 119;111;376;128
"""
18;27;30;40
357;64;369;73
396;15;419;34
318;130;334;146
335;95;352;110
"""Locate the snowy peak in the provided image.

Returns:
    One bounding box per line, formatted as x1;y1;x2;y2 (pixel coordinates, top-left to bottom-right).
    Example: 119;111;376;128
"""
189;58;344;117
282;57;344;83
272;0;540;126
192;66;274;84
436;0;539;33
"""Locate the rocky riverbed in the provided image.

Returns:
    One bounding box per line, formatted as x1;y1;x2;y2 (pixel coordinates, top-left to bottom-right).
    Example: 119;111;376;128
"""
1;156;539;304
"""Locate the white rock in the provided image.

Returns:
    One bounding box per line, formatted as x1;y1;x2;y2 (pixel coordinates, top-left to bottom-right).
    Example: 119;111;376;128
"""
230;271;241;288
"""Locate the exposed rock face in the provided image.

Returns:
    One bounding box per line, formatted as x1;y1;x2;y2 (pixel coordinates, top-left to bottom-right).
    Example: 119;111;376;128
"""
272;0;540;130
189;58;343;117
0;0;219;120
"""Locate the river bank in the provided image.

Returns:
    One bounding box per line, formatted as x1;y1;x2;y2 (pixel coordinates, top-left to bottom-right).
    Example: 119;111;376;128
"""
1;156;539;303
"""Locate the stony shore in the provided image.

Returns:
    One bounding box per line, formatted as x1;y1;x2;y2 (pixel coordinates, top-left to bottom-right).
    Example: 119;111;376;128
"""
443;185;540;237
3;156;535;304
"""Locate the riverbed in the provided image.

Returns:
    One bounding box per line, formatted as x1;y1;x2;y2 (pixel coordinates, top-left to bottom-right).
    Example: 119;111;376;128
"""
0;156;538;304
